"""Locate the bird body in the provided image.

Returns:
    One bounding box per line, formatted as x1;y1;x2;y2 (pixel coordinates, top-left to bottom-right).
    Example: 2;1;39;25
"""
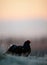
6;40;31;57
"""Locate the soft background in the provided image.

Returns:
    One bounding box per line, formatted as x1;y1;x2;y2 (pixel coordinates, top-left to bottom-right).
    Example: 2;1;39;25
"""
0;0;47;38
0;0;47;65
0;0;47;52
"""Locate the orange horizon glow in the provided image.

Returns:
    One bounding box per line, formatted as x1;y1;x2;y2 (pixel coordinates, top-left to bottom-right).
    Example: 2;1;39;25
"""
0;0;47;19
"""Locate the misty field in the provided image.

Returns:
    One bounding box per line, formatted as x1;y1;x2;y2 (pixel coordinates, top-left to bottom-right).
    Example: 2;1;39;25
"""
0;54;47;65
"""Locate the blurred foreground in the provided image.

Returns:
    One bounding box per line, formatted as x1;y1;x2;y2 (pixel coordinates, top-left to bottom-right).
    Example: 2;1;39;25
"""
0;53;47;65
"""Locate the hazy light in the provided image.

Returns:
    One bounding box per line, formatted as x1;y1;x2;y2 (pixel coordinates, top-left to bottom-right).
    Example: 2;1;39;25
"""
0;19;47;38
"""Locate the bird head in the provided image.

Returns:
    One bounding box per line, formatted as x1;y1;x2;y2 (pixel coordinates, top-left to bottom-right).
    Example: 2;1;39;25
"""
23;40;31;46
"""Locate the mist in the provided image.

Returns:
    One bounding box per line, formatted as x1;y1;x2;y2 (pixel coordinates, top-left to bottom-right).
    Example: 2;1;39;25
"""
0;19;47;38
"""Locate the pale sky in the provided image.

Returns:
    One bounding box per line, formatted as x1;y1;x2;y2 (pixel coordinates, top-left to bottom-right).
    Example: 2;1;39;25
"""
0;0;47;38
0;0;47;19
0;19;47;38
